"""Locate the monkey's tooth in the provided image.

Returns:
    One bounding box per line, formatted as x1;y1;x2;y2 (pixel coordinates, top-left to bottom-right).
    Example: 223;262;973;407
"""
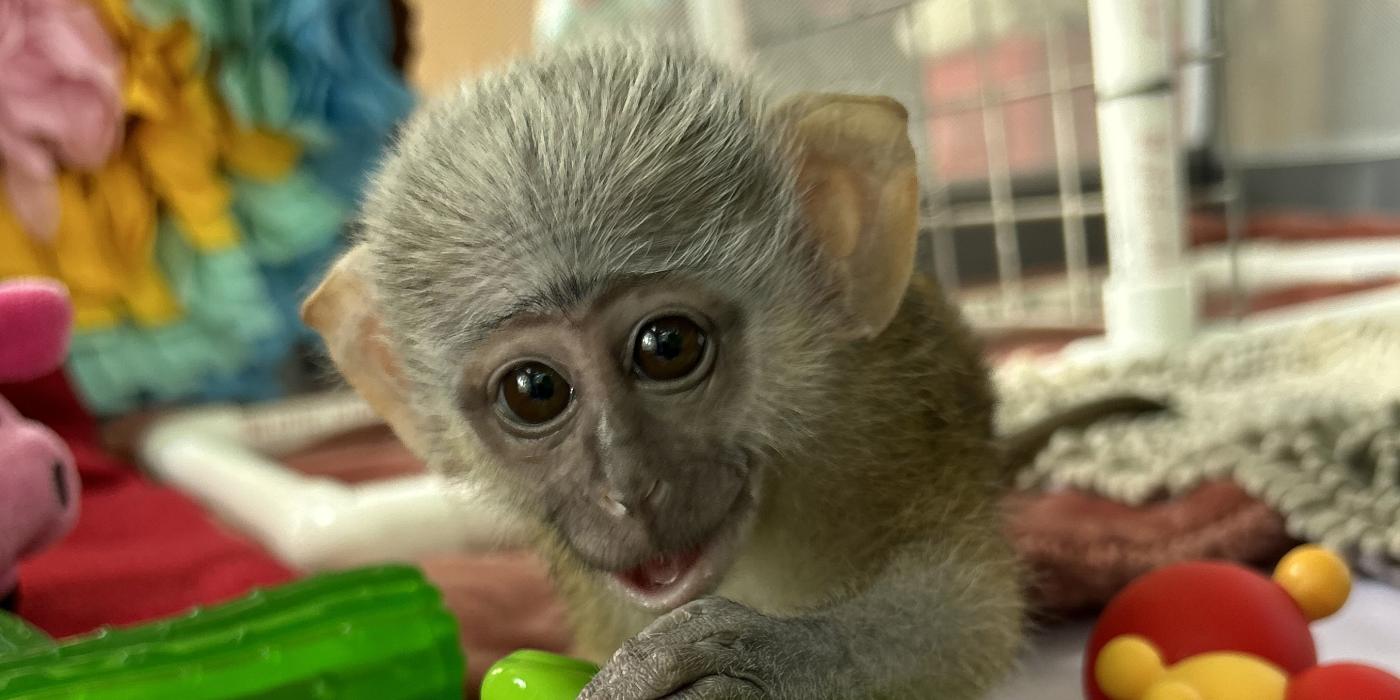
624;547;705;593
649;556;685;586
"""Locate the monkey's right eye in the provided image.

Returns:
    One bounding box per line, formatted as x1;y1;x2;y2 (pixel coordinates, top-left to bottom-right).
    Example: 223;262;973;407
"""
498;362;572;425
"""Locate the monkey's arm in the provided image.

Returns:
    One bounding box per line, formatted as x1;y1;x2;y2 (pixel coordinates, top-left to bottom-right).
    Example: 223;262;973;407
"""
578;526;1022;700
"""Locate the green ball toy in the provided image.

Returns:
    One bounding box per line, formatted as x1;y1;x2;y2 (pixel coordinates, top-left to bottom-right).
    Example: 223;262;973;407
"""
480;650;600;700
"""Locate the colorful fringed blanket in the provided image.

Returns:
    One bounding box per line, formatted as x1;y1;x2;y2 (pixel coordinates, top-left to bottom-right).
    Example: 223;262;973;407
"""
0;0;413;414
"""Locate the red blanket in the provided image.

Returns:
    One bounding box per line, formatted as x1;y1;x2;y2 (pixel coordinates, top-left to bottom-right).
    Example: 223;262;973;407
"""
7;371;294;638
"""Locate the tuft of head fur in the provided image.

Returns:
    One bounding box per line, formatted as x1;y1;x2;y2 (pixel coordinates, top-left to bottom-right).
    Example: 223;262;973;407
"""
358;40;850;487
365;39;816;342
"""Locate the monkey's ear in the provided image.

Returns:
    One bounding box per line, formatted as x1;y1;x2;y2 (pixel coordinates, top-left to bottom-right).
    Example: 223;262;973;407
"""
779;93;920;340
302;245;426;455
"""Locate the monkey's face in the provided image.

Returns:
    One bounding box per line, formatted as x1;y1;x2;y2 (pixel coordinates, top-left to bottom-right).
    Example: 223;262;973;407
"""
455;278;779;611
306;43;919;613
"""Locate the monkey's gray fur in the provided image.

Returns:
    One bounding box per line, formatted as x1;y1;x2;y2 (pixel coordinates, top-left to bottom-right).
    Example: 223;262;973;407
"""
348;38;1024;699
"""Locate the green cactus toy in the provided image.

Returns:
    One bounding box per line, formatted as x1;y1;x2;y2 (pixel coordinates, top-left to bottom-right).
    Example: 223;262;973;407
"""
0;565;464;699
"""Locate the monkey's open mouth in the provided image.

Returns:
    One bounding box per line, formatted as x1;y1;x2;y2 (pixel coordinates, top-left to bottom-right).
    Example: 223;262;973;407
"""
619;547;705;595
611;539;723;612
608;495;756;612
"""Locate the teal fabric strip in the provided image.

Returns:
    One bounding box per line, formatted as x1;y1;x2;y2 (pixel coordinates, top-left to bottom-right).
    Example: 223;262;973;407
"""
68;217;281;413
66;0;410;414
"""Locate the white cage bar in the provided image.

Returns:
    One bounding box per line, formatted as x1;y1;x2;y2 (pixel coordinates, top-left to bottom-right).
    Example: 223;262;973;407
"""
686;0;1246;342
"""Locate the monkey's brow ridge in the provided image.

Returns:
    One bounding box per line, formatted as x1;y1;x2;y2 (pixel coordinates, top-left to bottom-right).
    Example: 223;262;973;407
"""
474;271;685;334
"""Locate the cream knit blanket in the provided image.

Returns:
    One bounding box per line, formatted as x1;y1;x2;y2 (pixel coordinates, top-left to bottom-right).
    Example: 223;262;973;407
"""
995;314;1400;583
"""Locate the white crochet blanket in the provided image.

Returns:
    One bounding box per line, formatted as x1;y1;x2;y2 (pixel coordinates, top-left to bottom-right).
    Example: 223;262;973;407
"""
995;314;1400;583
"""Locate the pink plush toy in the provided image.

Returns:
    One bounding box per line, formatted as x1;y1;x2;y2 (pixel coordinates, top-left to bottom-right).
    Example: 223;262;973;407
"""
0;278;80;611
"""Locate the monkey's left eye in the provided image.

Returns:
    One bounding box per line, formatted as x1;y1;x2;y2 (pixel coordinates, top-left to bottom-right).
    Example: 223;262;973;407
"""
633;316;708;382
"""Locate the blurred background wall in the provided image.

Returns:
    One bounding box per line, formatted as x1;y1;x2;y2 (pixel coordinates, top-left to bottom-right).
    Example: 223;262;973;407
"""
406;0;538;92
1225;0;1400;213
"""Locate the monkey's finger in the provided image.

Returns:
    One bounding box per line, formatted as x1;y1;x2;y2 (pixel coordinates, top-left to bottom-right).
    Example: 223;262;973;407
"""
579;632;743;700
580;598;777;699
634;597;743;641
662;675;767;699
577;642;712;700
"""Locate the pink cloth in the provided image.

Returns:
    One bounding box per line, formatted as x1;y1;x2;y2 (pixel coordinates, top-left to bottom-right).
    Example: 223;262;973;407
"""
0;278;73;382
0;0;123;240
0;386;79;597
12;368;295;636
0;279;79;602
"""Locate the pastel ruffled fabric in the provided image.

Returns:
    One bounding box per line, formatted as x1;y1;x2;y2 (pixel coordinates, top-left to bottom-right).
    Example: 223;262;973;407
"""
0;0;124;241
0;0;410;414
133;0;414;201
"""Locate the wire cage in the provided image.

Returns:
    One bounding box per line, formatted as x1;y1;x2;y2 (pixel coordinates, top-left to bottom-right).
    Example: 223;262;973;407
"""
706;0;1242;335
539;0;1247;342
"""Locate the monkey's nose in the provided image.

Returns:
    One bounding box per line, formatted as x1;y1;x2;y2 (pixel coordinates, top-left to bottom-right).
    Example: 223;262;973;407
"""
599;479;664;518
600;488;631;517
641;479;668;512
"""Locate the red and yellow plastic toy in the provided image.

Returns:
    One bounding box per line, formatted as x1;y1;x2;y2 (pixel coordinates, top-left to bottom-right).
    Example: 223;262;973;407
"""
1086;544;1400;700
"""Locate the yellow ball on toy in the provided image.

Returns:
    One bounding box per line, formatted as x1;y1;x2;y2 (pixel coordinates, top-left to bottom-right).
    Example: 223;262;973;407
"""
1272;545;1351;622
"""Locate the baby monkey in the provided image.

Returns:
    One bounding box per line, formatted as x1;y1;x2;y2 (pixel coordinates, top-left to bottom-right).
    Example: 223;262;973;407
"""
307;40;1028;698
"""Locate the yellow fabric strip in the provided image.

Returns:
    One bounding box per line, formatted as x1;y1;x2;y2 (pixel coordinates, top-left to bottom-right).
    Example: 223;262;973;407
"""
222;127;302;182
0;203;56;280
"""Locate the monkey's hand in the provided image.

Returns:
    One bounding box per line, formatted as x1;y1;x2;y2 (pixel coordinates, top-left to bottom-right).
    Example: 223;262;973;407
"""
581;523;1022;699
576;596;850;700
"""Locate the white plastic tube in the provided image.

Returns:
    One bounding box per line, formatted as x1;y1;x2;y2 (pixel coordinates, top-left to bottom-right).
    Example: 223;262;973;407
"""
1089;0;1197;352
138;395;528;572
1059;279;1400;366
